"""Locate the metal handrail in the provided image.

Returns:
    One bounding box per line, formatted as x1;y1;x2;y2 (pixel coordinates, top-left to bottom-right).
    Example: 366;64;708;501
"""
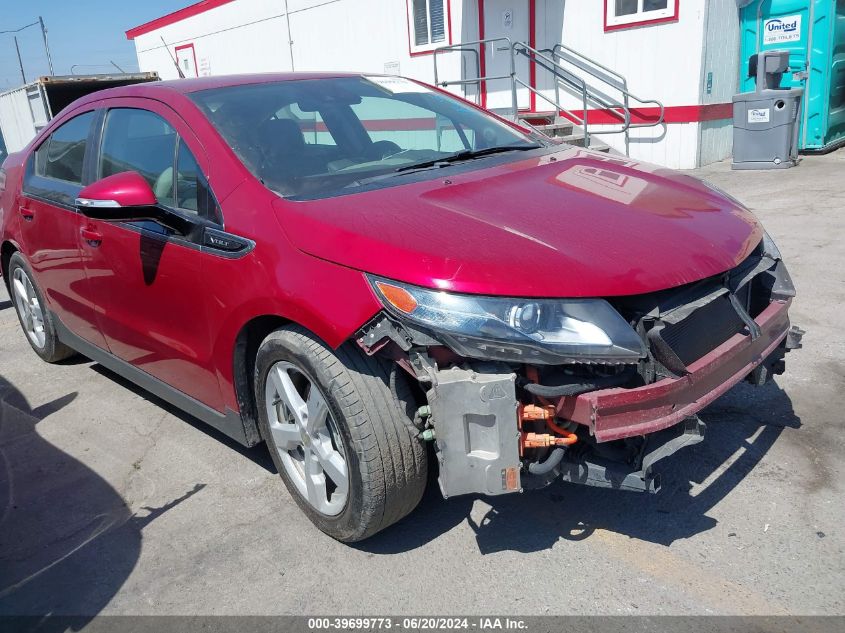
458;48;480;101
434;45;481;102
544;44;665;154
433;38;518;113
549;44;665;130
511;43;593;147
514;42;644;151
547;43;627;92
434;38;665;155
535;47;631;136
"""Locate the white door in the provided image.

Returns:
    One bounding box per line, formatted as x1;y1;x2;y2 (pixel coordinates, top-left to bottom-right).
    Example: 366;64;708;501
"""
483;0;531;112
175;45;198;78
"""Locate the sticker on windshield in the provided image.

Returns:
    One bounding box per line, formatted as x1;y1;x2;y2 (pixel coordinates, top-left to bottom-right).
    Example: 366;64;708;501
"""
364;75;431;94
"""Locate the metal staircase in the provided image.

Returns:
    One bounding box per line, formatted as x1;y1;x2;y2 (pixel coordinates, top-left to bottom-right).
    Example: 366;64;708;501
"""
433;39;665;156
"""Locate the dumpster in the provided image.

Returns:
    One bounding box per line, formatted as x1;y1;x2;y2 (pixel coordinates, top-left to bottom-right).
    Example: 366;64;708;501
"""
740;0;845;153
733;49;803;170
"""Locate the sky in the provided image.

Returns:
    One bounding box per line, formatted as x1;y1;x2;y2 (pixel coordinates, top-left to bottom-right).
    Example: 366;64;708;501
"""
0;0;190;89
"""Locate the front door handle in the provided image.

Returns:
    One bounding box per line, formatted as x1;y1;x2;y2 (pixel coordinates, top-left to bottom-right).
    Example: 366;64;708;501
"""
19;206;35;221
80;227;103;247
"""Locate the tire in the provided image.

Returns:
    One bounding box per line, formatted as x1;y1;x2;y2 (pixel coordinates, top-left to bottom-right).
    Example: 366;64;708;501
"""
7;252;75;363
254;324;427;542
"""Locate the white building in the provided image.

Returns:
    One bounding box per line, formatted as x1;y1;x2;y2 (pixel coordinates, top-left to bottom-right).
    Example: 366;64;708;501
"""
127;0;744;169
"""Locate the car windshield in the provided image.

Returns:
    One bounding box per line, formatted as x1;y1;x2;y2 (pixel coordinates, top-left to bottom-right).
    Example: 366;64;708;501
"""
189;76;540;199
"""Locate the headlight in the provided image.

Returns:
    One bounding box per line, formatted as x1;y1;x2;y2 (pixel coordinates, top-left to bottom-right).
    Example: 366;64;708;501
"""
369;276;646;365
762;231;782;260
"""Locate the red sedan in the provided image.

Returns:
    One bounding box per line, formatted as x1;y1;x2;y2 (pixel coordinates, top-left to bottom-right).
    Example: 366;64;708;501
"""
0;73;801;541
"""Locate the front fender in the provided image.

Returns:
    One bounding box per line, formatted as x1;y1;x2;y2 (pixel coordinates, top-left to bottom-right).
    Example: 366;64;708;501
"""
206;246;381;412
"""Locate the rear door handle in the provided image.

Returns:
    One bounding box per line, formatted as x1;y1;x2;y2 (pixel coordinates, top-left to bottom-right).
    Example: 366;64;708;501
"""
80;227;103;247
19;206;35;221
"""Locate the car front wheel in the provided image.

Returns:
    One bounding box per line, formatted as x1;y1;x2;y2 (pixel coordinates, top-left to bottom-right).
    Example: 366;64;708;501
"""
254;324;427;542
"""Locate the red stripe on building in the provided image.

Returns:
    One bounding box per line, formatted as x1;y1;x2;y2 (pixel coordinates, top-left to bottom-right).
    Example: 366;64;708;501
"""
478;0;487;110
528;0;537;113
298;104;733;135
559;103;733;125
126;0;237;40
301;118;440;133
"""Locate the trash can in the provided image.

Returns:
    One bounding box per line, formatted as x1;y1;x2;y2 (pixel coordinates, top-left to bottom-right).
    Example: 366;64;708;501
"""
732;50;803;170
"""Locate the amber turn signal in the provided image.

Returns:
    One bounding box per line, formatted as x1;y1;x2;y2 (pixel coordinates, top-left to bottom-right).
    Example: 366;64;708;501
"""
375;281;418;314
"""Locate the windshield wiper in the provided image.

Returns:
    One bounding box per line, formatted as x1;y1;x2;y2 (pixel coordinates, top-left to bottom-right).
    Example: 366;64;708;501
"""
393;143;542;173
342;143;542;189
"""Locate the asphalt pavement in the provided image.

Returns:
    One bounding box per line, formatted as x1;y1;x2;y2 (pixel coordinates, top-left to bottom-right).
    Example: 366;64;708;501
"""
0;150;843;617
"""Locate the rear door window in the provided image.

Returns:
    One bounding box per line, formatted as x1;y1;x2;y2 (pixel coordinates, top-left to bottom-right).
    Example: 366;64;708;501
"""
25;110;96;205
35;112;94;184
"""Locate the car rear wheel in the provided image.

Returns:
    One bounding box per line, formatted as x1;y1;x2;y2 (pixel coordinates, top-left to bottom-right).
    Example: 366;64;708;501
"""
7;252;75;363
255;324;427;542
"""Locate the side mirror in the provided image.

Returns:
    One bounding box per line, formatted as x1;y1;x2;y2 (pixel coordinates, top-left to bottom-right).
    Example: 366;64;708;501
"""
76;171;157;211
76;171;192;235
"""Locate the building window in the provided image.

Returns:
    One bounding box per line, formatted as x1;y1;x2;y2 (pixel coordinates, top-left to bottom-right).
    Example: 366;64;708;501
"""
408;0;448;54
604;0;679;31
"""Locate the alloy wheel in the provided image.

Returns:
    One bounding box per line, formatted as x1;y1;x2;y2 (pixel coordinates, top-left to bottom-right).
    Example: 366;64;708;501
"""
264;361;349;516
12;267;46;349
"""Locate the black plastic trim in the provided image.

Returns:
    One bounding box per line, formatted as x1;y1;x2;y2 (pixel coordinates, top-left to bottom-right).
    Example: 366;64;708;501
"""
115;220;204;252
20;189;79;213
110;221;255;259
201;227;256;259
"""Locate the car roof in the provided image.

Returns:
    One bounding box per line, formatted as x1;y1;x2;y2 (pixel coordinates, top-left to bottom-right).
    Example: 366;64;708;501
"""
71;71;369;108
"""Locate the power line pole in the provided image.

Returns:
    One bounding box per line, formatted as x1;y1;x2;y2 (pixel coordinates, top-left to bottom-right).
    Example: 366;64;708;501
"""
284;0;295;71
1;18;54;79
14;36;26;83
38;16;54;76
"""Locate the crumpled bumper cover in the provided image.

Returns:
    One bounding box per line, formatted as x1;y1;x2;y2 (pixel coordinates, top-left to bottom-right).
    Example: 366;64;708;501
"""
557;298;792;442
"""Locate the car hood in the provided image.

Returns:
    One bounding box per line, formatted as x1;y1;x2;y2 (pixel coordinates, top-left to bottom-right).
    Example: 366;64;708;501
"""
274;147;763;297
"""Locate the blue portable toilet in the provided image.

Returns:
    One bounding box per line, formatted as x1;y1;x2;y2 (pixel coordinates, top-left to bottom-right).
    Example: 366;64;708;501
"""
740;0;845;152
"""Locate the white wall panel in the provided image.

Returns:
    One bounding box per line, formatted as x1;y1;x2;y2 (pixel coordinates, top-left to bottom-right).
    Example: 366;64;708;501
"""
134;0;295;79
133;0;466;97
698;0;742;165
699;119;734;166
0;85;39;153
593;121;702;170
530;0;708;111
129;0;742;168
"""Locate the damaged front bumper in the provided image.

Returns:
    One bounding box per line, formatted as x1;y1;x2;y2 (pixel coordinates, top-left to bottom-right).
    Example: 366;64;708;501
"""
558;298;796;443
415;297;800;500
558;415;706;494
361;235;802;500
